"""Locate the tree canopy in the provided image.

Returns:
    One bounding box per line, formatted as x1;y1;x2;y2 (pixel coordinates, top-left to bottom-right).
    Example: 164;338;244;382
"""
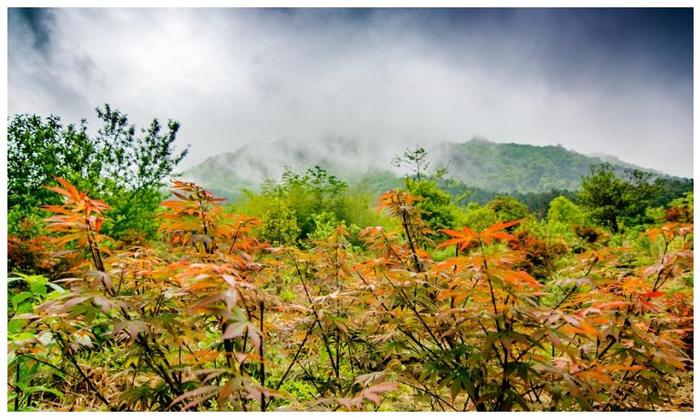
8;105;189;240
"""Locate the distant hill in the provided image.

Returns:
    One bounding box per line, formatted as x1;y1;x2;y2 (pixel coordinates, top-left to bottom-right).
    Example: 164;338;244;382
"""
429;138;653;193
183;136;392;199
182;137;687;200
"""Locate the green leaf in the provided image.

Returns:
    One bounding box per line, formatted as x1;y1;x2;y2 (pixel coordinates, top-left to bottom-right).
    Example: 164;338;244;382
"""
17;384;64;400
11;292;33;309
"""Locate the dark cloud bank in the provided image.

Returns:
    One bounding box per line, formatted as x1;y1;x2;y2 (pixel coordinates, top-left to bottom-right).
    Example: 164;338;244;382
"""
8;8;693;177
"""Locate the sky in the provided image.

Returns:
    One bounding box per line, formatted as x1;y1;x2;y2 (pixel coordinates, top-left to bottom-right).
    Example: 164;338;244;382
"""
7;8;694;177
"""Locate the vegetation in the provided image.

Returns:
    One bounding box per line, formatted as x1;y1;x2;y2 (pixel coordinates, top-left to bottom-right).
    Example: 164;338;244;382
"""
430;139;672;193
578;164;667;233
8;105;188;243
183;137;694;199
234;166;391;246
6;113;694;412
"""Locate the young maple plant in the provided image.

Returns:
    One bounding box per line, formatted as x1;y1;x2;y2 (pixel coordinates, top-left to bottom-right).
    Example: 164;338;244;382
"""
7;180;693;411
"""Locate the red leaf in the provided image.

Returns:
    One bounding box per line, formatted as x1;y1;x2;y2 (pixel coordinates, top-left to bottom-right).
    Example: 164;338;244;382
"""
642;291;664;299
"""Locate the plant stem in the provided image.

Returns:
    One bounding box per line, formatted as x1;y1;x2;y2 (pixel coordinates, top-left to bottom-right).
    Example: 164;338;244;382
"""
258;301;266;412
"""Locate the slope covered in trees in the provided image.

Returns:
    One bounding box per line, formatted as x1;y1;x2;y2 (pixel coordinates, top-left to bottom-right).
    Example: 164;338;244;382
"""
182;137;691;200
430;138;655;193
6;110;694;412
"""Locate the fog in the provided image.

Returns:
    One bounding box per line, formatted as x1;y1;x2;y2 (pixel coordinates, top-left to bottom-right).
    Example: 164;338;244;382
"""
8;8;693;177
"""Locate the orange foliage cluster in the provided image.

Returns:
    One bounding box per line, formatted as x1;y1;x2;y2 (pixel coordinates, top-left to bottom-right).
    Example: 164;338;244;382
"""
7;180;694;411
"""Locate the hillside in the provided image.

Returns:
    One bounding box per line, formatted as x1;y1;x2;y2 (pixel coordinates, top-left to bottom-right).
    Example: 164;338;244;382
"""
182;137;682;199
183;137;392;199
429;138;652;193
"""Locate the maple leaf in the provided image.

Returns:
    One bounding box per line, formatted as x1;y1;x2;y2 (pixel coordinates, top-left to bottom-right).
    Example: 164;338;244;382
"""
439;227;478;251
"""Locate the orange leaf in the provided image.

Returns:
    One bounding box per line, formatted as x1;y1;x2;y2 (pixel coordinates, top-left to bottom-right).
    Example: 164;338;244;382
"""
642;291;664;299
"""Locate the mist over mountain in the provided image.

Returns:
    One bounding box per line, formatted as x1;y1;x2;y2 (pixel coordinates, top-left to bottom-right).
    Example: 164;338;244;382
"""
183;136;394;196
182;137;687;200
10;9;693;177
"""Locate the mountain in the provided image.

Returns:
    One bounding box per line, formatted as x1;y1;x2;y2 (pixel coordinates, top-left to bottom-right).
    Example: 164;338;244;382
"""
183;136;393;199
182;137;684;200
587;152;661;174
429;138;654;193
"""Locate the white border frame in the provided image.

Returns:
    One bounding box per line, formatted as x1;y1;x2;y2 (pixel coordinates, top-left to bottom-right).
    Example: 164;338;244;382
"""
0;1;696;417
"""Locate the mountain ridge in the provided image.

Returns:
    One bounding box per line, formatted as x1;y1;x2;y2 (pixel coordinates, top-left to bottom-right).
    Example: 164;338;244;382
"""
182;137;687;200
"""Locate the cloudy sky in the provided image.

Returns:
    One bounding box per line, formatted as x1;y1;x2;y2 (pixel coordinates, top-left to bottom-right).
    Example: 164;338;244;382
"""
8;8;693;177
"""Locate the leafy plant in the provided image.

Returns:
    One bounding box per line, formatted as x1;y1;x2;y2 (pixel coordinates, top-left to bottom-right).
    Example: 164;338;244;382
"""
7;178;692;411
8;105;189;240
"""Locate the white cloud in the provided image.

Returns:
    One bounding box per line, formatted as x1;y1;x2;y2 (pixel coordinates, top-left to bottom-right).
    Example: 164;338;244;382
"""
8;8;693;177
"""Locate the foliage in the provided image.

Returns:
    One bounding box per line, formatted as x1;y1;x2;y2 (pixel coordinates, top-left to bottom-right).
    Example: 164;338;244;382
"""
578;164;661;233
7;177;694;412
487;196;531;222
8;115;98;210
652;178;694;208
8;105;189;240
432;139;691;194
457;196;531;232
183;137;692;200
664;192;693;224
261;205;301;246
404;178;458;232
392;147;460;234
547;196;586;227
392;146;434;181
457;202;498;231
237;166;389;245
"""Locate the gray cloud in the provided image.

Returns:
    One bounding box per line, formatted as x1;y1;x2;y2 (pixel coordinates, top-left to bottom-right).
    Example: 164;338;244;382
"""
8;8;693;177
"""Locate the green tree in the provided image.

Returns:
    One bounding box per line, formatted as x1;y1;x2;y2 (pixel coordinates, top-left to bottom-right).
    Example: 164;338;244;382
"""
279;166;348;238
8;105;189;240
261;204;301;246
392;146;431;181
458;202;498;231
487;196;530;222
623;169;663;227
243;166;352;243
547;196;585;226
8;115;100;210
93;104;187;192
405;178;457;232
392;146;456;232
578;164;660;233
578;164;629;233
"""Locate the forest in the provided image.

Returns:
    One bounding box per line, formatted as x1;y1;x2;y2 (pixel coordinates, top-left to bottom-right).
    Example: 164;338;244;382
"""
7;108;694;411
